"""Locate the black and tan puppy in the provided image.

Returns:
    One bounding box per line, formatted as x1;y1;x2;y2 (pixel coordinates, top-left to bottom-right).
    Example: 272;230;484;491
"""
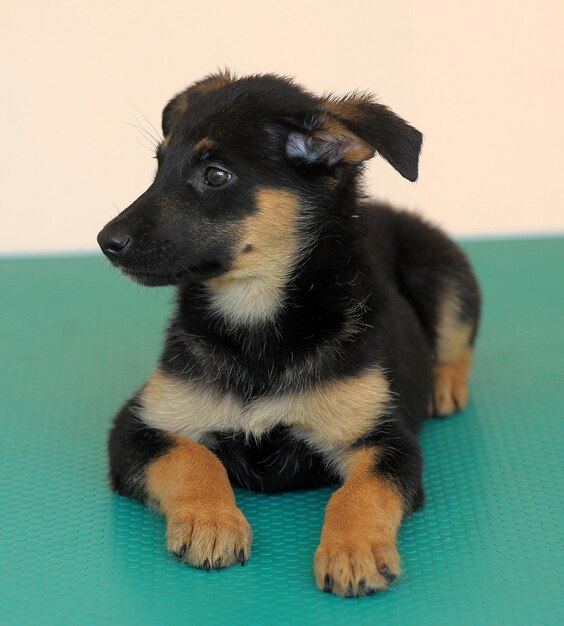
98;71;480;597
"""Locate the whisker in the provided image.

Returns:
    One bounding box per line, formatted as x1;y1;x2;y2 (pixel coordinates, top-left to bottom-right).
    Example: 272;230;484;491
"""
133;135;156;154
127;102;163;144
122;122;160;150
134;113;162;147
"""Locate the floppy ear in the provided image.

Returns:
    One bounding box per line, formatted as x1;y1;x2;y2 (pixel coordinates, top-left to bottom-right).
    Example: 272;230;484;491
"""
286;113;375;168
286;95;423;181
162;71;234;138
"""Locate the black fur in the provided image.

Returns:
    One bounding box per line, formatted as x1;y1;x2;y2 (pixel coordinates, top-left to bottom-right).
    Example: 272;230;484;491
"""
99;72;481;521
210;427;339;493
108;398;174;500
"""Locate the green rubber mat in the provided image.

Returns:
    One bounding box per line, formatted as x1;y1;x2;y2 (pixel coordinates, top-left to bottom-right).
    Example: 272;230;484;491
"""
1;238;563;625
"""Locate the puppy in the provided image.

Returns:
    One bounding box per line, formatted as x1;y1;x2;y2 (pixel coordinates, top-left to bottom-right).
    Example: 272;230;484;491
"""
98;71;480;597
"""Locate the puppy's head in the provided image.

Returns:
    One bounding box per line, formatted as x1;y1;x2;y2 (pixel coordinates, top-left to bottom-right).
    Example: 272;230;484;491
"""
98;71;422;287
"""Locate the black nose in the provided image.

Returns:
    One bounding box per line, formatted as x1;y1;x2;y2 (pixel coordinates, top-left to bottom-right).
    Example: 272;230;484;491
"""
97;230;132;258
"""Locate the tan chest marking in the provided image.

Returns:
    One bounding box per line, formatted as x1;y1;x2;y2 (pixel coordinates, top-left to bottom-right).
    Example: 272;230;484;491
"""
205;188;300;325
140;367;390;447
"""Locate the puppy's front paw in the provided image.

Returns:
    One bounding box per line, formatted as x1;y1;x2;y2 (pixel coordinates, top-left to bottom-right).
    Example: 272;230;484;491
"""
314;537;400;597
166;503;252;570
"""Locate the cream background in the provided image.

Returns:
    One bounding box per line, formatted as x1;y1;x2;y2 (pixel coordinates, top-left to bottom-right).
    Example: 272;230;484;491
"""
1;0;563;254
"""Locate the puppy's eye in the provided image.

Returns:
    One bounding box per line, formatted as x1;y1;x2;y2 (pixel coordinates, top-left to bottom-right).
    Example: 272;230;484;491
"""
204;167;232;187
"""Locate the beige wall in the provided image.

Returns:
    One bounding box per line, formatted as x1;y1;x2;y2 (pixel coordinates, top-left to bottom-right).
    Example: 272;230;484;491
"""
1;0;563;254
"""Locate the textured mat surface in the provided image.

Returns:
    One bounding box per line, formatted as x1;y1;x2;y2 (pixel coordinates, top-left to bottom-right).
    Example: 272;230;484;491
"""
1;238;563;625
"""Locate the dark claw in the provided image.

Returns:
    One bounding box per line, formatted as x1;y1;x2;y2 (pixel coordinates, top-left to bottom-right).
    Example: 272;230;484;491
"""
345;583;354;598
238;549;246;566
378;564;397;584
203;559;211;572
323;573;333;593
358;579;378;596
177;545;187;559
214;559;222;571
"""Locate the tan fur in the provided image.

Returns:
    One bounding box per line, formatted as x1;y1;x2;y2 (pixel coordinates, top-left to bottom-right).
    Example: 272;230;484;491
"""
436;285;474;364
321;94;374;122
254;368;390;447
319;117;374;163
140;369;242;442
205;188;301;325
193;137;216;158
146;434;252;568
192;71;234;96
163;94;189;142
433;283;475;415
140;366;390;451
434;346;473;416
314;448;403;596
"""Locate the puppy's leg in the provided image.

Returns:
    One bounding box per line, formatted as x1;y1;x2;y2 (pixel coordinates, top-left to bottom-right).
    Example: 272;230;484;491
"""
392;211;480;417
432;286;476;416
108;399;252;570
411;272;479;417
314;425;422;597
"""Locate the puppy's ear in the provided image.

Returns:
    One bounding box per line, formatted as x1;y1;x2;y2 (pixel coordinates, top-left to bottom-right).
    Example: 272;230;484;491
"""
161;92;189;138
286;112;375;168
286;95;422;181
161;71;234;138
190;69;234;97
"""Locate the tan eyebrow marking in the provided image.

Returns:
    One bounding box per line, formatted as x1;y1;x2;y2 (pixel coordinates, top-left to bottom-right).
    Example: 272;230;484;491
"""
193;137;216;159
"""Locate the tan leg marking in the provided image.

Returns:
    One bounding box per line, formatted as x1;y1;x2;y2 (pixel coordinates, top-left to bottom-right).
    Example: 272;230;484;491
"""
314;449;403;597
146;435;252;570
433;283;475;416
435;285;473;365
433;346;473;416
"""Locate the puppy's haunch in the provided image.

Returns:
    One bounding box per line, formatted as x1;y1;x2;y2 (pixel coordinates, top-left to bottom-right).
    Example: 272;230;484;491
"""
99;71;481;597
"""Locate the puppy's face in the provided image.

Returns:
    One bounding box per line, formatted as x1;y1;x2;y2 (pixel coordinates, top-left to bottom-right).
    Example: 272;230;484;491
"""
98;72;421;286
